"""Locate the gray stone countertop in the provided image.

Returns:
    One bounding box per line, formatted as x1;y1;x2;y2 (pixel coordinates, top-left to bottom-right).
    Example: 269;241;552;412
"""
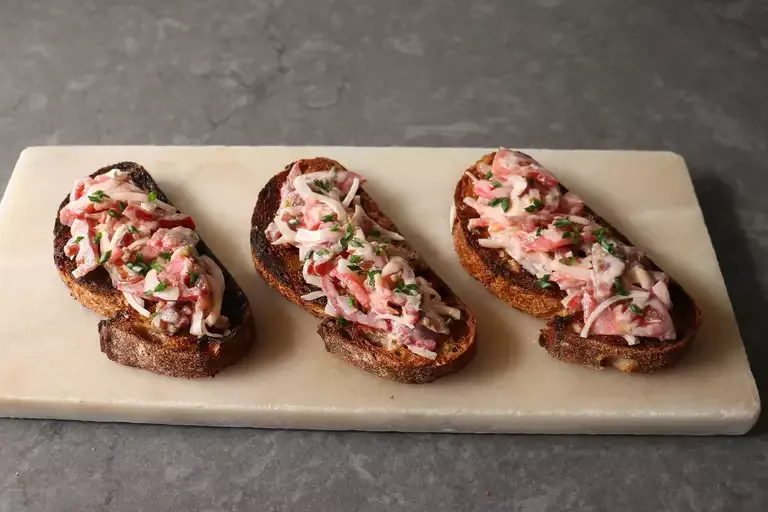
1;0;767;510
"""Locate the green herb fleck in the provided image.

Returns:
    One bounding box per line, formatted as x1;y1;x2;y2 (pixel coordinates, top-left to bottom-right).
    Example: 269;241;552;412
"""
93;231;102;244
553;217;571;228
288;218;298;226
87;190;109;202
150;261;164;272
524;197;543;213
321;214;335;222
488;197;510;212
536;227;542;237
348;237;364;248
313;179;332;193
98;250;111;266
375;244;388;255
348;254;362;264
126;225;138;234
491;181;502;189
535;274;552;289
159;251;172;261
147;191;157;202
370;228;381;238
154;281;168;293
613;278;629;296
346;296;355;308
303;250;314;261
559;257;576;265
337;317;348;326
118;201;127;211
188;271;199;285
330;224;339;232
316;249;329;256
394;282;420;296
484;171;493;180
628;304;643;315
367;269;382;286
346;264;362;272
107;209;120;219
71;236;84;244
144;290;153;296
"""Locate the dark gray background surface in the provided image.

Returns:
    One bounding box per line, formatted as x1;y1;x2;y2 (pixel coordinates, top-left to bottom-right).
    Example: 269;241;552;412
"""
1;1;767;510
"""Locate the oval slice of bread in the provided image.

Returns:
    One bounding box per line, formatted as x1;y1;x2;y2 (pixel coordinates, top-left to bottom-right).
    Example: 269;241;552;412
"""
53;162;255;378
452;151;701;373
250;157;477;383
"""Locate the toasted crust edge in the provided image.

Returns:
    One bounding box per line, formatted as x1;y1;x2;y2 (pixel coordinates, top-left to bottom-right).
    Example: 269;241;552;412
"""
250;158;477;383
54;161;255;378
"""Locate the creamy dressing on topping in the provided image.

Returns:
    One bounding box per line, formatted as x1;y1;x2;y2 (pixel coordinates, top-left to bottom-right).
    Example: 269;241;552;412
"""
266;162;460;359
463;148;676;343
60;169;228;337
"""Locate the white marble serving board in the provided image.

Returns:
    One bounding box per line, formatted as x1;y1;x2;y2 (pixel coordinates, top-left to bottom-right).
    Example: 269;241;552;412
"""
0;146;759;435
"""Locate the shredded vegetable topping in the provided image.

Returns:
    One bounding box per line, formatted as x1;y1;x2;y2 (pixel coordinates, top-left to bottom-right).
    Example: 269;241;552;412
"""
464;148;676;343
60;169;229;337
266;162;461;360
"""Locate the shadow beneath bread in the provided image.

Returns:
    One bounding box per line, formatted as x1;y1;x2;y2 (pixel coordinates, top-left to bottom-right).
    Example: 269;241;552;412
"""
692;174;767;433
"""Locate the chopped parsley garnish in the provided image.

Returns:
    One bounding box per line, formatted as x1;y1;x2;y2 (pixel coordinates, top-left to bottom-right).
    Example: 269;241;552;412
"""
288;218;299;226
491;181;502;189
87;190;109;202
561;230;581;244
313;179;332;194
553;217;572;228
339;224;354;249
524;198;543;213
98;250;111;265
484;171;493;180
593;227;615;254
188;271;199;285
154;281;169;292
330;224;339;232
316;249;329;256
71;236;84;244
488;197;510;212
346;296;355;308
320;214;335;222
107;209;120;219
126;225;138;234
536;227;542;237
348;254;362;264
147;191;157;202
628;304;643;316
375;244;388;255
159;251;172;261
93;231;102;244
367;269;382;286
559;256;576;265
348;238;364;248
303;250;314;261
118;201;127;211
144;290;153;296
337;317;348;326
535;274;552;289
394;282;419;295
150;261;164;272
613;278;629;296
346;264;362;272
370;228;381;238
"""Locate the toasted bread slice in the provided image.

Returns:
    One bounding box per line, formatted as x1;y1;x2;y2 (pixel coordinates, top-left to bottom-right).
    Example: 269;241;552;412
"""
453;151;701;373
251;158;476;383
53;162;254;378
